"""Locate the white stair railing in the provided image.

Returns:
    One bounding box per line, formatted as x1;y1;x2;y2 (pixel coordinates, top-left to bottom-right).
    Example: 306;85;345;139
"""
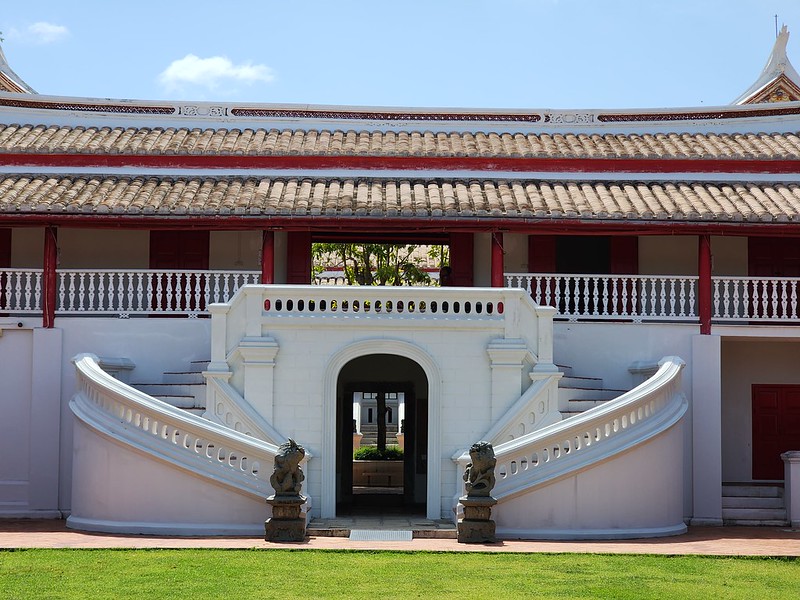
454;356;686;501
71;353;295;500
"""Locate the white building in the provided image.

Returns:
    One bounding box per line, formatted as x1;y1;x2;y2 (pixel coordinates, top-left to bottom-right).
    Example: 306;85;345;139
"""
2;29;800;538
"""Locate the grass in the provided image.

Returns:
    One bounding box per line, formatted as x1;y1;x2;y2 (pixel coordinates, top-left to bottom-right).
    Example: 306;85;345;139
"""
0;549;798;599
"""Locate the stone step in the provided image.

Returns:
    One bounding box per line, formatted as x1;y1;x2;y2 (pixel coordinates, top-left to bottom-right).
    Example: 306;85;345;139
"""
565;399;612;412
722;484;783;498
556;364;573;377
722;518;790;527
162;371;206;384
722;496;785;509
721;507;787;522
151;394;199;409
559;375;604;390
560;387;624;402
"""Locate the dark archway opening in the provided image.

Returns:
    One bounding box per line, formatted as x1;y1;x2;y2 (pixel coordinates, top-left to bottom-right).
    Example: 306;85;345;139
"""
336;354;428;516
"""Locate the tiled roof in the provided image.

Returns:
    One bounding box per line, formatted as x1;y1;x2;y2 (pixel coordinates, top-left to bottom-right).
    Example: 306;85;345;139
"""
1;124;800;159
2;175;799;222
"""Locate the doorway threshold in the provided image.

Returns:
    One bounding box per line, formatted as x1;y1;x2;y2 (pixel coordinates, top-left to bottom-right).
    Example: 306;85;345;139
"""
307;516;456;539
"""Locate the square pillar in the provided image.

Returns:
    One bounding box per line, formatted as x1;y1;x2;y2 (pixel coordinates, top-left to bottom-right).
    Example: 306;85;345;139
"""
237;337;279;422
487;339;529;422
783;451;800;528
691;333;723;525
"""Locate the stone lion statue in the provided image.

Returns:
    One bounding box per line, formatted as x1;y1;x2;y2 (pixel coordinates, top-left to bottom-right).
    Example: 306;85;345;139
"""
270;438;305;496
462;441;496;498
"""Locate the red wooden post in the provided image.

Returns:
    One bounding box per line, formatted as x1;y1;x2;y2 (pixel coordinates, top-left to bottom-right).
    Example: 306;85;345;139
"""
286;231;312;284
448;233;474;287
43;226;58;328
698;234;712;335
261;230;275;284
491;232;504;288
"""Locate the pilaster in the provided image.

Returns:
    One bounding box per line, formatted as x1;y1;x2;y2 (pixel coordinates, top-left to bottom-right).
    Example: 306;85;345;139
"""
486;339;529;422
236;336;279;423
690;333;723;525
782;451;800;528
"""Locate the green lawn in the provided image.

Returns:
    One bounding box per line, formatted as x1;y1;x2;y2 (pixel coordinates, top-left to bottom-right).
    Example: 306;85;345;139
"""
1;549;798;599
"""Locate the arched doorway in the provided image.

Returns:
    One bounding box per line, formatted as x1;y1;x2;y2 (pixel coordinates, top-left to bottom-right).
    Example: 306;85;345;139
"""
336;354;429;516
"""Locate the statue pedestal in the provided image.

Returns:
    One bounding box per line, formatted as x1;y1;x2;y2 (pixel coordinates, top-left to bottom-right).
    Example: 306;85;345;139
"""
265;495;306;542
457;496;497;543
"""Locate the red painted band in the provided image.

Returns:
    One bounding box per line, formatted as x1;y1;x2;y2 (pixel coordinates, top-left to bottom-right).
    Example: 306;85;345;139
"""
2;153;800;174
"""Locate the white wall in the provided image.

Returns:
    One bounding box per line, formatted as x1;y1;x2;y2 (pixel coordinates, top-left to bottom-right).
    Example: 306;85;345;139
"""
55;317;212;512
721;338;800;482
0;319;62;518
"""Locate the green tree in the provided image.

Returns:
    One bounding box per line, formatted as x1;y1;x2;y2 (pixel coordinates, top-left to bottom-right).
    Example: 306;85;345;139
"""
313;242;441;286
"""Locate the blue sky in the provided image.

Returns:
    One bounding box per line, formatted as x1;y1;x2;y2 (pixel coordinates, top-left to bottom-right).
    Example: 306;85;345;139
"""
3;1;800;110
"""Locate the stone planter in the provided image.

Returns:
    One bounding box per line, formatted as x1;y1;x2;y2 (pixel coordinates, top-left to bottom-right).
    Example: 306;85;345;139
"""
352;460;403;487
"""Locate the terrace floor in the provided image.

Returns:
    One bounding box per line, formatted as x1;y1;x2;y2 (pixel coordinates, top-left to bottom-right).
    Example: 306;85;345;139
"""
1;519;799;555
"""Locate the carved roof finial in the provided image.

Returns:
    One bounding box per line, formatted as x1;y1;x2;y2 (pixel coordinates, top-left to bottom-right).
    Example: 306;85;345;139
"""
734;24;800;104
0;41;37;94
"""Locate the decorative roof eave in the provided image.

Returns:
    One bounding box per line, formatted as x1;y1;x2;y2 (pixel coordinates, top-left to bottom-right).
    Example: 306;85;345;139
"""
5;91;800;135
735;25;800;105
0;46;36;94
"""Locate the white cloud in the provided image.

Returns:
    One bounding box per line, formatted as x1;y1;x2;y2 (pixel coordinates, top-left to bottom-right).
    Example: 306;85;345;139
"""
11;22;70;44
158;54;275;92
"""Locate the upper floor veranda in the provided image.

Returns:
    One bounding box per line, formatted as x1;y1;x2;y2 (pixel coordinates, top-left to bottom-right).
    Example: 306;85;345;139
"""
2;225;799;332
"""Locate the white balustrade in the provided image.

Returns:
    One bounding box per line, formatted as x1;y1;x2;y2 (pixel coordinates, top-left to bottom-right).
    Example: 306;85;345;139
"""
712;277;800;321
54;269;259;317
0;268;43;313
454;357;686;501
506;273;699;322
71;353;286;498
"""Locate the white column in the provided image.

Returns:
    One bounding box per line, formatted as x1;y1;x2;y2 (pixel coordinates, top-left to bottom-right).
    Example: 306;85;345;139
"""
782;451;800;528
691;334;723;526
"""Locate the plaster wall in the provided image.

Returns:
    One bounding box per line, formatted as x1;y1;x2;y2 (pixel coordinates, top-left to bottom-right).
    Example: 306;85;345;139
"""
0;321;62;518
637;235;747;276
209;231;261;270
55;317;211;512
69;420;267;535
256;319;506;518
495;421;685;538
503;233;528;273
473;232;491;286
58;229;148;268
721;338;800;482
10;227;42;267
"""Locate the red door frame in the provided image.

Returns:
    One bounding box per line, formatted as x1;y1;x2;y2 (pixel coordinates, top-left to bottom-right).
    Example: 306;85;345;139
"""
752;384;800;480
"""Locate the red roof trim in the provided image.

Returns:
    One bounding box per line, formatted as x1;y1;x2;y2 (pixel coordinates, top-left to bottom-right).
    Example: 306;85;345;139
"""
2;212;800;237
598;104;800;122
2;152;800;174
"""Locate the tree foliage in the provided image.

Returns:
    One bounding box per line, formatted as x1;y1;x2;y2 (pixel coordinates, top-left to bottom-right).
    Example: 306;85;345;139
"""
313;242;448;286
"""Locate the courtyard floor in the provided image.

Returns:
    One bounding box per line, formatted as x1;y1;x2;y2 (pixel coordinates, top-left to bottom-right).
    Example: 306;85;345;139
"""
1;519;799;555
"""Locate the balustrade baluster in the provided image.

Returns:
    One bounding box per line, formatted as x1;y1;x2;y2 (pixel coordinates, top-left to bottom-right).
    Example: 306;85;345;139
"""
668;279;676;317
583;276;591;316
658;278;667;317
57;273;66;311
23;272;32;310
87;273;97;312
599;277;608;316
792;281;798;319
781;280;789;320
